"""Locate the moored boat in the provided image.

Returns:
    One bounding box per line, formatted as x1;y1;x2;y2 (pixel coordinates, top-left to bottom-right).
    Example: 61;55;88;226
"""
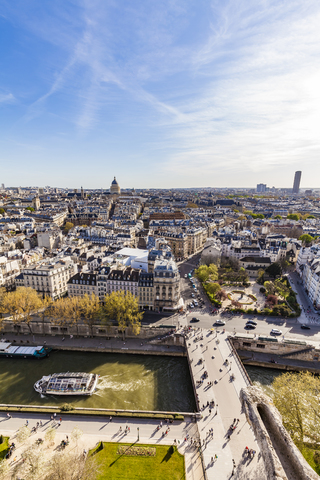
34;372;99;396
0;342;50;359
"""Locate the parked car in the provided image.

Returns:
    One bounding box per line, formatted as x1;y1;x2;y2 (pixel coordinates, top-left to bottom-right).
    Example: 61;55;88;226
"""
193;301;198;307
245;324;256;330
191;293;195;298
214;320;226;326
300;324;311;330
270;329;282;335
190;317;200;323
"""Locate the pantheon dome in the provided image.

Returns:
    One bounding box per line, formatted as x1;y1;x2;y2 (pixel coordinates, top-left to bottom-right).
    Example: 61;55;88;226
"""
110;176;120;194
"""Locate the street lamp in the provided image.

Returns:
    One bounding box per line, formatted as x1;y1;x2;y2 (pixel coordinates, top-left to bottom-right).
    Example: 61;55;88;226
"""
137;427;140;441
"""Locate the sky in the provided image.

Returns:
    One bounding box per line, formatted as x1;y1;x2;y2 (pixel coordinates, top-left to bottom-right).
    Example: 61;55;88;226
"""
1;0;320;190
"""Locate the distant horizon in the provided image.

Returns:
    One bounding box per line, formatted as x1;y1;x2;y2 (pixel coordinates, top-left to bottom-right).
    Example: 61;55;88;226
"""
1;1;320;188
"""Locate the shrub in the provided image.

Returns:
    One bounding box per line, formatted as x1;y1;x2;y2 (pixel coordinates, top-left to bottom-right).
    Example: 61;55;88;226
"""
314;450;320;465
260;287;266;294
247;308;253;314
61;403;74;411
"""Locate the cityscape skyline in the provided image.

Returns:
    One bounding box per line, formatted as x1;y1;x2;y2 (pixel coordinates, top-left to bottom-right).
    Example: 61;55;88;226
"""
1;1;320;189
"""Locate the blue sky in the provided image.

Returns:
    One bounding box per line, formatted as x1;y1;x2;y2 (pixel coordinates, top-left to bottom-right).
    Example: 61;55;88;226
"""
1;0;320;189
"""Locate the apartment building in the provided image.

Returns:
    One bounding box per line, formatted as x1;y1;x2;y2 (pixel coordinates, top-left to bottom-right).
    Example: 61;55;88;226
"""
23;257;77;299
153;259;181;312
67;272;98;297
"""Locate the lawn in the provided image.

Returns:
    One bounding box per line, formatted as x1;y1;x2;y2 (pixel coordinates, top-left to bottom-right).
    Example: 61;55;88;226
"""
91;442;185;480
0;436;9;460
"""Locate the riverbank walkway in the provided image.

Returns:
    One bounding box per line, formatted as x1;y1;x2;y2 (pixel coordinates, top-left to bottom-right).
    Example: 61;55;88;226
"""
185;327;267;479
0;412;204;480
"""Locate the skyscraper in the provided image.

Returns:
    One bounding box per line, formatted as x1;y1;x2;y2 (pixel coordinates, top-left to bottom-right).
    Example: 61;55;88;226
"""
292;171;302;194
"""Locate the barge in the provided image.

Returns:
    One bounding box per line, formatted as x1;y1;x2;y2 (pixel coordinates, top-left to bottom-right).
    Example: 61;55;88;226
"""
34;372;99;396
0;342;50;359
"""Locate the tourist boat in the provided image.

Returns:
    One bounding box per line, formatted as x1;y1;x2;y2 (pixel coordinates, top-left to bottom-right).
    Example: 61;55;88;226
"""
0;342;50;359
34;372;99;396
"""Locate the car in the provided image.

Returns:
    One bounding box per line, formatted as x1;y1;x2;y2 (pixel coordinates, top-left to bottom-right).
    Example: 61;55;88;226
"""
301;324;311;330
190;317;200;322
246;320;257;326
270;329;282;335
191;293;195;298
193;301;198;307
189;304;194;308
184;274;187;278
245;324;256;329
214;320;226;326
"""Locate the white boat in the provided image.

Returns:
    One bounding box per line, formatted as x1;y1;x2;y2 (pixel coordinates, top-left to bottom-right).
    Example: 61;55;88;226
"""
34;372;99;396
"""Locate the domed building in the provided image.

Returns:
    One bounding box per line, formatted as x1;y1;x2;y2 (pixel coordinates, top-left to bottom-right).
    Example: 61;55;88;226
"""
110;177;120;195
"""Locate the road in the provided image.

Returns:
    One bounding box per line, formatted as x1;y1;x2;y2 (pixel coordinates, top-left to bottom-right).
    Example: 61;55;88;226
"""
152;256;320;345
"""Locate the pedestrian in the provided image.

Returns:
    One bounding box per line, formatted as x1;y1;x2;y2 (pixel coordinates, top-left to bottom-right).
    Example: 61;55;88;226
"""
66;435;68;441
53;413;56;419
50;415;53;421
26;420;28;426
59;417;62;423
40;420;42;427
119;426;122;432
110;416;112;422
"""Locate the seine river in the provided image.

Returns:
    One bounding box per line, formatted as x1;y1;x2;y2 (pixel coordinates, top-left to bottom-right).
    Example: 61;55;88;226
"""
0;351;196;412
245;365;285;397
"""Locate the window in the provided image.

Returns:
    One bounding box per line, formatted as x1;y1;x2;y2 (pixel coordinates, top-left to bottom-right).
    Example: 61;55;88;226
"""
256;344;265;349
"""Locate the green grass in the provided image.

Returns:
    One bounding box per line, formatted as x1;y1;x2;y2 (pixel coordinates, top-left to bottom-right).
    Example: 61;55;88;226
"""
0;436;9;460
91;442;185;480
301;445;320;475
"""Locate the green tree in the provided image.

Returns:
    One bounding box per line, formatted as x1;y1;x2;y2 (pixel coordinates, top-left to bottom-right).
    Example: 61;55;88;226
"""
272;371;320;445
206;282;221;296
0;287;43;333
26;206;35;212
274;215;282;219
102;291;143;335
287;213;300;221
265;262;282;279
299;234;314;246
64;222;74;233
0;208;5;215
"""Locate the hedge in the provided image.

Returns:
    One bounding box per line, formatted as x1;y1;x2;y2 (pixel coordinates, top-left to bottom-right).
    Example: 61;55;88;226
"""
0;406;184;421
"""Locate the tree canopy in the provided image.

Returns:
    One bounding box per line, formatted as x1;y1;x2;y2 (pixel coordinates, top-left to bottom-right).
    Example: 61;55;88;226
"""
299;234;314;246
265;262;282;279
64;222;74;233
273;371;320;445
287;213;300;221
195;264;218;283
102;291;143;334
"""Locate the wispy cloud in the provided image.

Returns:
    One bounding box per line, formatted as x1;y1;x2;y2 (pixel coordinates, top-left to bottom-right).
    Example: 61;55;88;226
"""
0;93;15;103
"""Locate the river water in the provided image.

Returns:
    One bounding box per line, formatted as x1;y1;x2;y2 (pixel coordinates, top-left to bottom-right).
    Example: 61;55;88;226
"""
245;365;285;397
0;351;196;412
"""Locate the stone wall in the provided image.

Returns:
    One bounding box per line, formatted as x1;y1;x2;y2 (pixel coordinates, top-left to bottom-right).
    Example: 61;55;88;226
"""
241;386;319;480
0;317;182;342
231;335;320;362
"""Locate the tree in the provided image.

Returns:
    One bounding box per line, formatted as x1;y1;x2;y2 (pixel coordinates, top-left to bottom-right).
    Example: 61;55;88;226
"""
45;427;56;445
195;264;218;283
0;459;10;479
206;283;221;296
16;287;43;333
272;371;320;445
274;278;290;299
26;206;35;212
71;426;83;446
64;222;74;233
16;426;31;443
39;295;53;334
266;294;278;306
265;262;282;279
102;291;143;335
17;445;47;480
274;215;282;219
299;234;314;246
79;294;101;336
44;450;100;480
287;213;300;221
0;208;5;215
216;289;227;301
